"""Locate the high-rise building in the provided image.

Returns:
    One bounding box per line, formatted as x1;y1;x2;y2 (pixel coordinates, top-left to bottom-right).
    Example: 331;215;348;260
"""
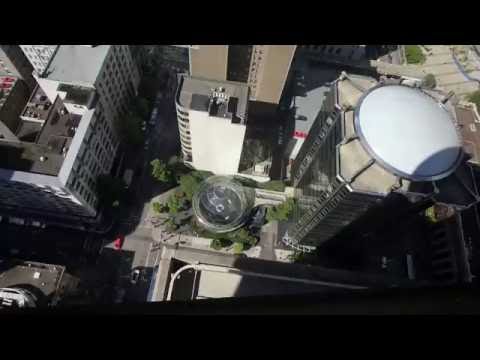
284;73;479;252
184;45;296;104
175;75;250;175
19;45;57;75
0;45;140;229
0;45;35;91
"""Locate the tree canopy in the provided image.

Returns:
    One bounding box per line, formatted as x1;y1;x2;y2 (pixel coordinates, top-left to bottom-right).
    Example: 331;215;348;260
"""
422;74;436;89
266;198;296;222
151;159;174;183
179;171;213;200
405;45;426;64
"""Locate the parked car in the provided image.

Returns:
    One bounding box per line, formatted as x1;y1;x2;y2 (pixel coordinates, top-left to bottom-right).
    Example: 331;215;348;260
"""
131;269;141;285
149;108;158;125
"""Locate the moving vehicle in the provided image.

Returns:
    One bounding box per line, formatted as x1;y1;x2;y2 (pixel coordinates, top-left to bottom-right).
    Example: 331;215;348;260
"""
122;169;134;189
131;269;141;284
149;108;158;125
113;235;124;250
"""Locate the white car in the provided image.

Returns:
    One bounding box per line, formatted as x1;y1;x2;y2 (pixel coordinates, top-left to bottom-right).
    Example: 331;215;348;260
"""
149;108;158;126
131;269;141;285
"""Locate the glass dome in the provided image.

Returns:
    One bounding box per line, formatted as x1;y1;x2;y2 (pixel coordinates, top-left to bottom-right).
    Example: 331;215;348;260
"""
192;176;255;233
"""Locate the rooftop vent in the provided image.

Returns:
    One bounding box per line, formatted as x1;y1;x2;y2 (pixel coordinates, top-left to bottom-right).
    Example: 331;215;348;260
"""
39;156;47;162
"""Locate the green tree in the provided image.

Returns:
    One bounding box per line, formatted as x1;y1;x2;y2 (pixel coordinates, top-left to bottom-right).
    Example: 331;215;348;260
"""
405;45;426;64
226;228;257;246
266;198;296;222
152;201;168;214
422;74;436;89
167;193;182;215
151;159;173;183
467;90;480;112
96;175;126;208
210;238;233;250
178;171;212;200
168;156;192;179
233;242;244;254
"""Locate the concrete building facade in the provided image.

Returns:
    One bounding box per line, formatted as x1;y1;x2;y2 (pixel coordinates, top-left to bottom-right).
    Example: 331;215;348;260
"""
284;73;479;252
19;45;58;75
0;45;140;227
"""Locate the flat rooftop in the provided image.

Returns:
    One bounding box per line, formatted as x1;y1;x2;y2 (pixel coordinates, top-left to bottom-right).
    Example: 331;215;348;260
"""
43;45;110;85
0;86;80;176
0;258;65;302
0;141;65;175
177;75;249;124
169;264;358;301
21;85;52;121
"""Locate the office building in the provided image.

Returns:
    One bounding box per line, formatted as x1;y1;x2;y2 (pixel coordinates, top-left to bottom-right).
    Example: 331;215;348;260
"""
0;45;140;228
175;75;250;175
182;45;296;104
0;45;35;91
284;73;479;252
19;45;57;75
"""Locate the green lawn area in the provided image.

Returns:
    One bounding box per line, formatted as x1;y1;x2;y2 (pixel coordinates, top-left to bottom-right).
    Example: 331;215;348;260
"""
405;45;426;64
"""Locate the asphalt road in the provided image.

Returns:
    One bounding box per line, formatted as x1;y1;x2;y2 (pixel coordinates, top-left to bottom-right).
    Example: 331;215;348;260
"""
0;68;181;304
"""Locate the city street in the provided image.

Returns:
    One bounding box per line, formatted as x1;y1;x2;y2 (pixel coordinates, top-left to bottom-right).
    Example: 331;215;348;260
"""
94;69;181;302
0;66;181;304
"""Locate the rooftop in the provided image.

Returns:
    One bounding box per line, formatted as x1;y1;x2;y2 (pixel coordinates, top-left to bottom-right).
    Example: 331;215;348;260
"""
21;85;52;122
43;45;110;86
335;74;479;208
0;85;81;176
0;141;65;176
0;258;65;304
356;85;463;181
177;75;249;124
